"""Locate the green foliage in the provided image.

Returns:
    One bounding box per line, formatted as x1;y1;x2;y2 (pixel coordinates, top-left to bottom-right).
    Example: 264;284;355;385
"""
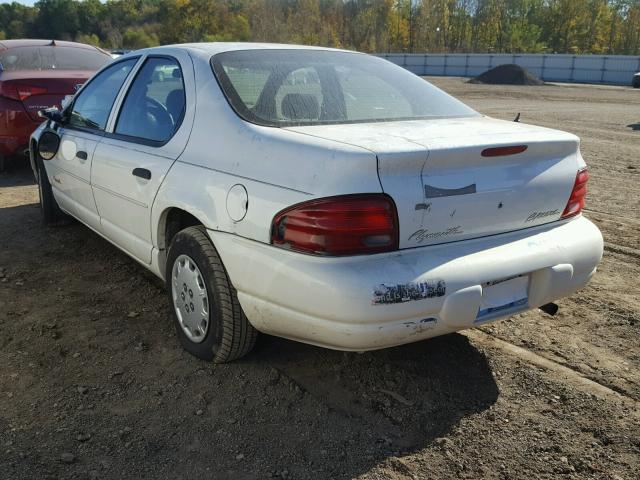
34;0;80;40
0;0;637;54
123;27;159;49
75;33;101;47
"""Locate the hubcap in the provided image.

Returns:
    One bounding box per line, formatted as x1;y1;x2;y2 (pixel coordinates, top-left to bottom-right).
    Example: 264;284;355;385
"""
171;254;209;343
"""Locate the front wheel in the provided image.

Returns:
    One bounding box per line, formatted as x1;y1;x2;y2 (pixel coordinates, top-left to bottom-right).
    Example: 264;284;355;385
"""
166;226;257;363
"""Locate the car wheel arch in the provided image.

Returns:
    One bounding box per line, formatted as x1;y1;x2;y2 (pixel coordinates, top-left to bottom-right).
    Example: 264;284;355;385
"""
156;206;208;274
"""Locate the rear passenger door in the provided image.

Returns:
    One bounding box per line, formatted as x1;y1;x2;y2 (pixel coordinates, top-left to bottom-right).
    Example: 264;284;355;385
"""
91;53;194;264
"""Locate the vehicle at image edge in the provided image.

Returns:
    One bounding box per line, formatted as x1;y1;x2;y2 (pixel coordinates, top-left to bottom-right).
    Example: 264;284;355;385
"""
30;43;603;363
0;39;112;171
633;72;640;88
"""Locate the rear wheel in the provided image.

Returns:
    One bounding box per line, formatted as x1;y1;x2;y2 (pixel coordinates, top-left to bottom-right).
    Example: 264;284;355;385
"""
166;226;257;363
36;157;70;226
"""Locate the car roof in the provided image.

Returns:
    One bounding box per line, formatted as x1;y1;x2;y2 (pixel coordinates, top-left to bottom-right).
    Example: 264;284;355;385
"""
170;42;351;53
0;39;104;51
124;42;359;61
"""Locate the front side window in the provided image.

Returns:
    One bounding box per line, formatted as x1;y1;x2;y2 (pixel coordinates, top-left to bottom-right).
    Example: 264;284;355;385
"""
0;46;111;72
211;50;478;127
115;57;186;143
67;58;137;131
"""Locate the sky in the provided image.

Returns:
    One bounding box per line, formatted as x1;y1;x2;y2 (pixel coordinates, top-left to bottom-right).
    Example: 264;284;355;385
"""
1;1;38;5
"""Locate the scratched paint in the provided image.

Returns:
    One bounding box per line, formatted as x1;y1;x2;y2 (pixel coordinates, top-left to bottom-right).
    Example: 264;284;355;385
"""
414;202;431;211
403;317;438;327
403;317;438;336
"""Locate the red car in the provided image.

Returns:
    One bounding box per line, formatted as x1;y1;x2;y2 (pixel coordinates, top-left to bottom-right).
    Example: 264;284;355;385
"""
0;39;112;170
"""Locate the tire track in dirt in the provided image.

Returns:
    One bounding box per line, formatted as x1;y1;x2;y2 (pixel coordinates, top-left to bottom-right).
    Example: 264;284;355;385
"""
604;243;640;260
584;208;640;226
465;329;640;413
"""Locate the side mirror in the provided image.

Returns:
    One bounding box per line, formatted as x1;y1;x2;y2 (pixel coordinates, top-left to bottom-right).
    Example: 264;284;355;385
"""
38;131;61;161
38;107;64;124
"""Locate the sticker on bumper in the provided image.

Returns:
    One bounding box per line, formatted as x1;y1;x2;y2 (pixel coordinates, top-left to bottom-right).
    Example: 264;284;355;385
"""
372;280;446;305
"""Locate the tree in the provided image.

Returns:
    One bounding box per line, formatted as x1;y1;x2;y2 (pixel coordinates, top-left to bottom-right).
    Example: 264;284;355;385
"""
0;0;638;55
75;32;101;46
34;0;80;40
122;27;159;48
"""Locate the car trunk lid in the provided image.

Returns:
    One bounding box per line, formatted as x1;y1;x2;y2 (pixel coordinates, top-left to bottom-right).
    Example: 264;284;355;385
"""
286;116;582;249
0;70;90;121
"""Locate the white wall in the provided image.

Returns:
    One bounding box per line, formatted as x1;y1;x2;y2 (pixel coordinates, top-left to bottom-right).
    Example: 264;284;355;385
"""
377;53;640;86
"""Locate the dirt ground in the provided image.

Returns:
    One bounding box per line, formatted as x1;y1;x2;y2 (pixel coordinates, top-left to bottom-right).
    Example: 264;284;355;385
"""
1;78;638;480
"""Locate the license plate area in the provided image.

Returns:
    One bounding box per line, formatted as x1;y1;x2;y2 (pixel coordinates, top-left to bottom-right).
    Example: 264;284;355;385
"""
476;275;529;322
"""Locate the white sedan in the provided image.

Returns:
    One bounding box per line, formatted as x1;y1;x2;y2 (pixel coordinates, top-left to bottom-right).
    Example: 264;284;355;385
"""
30;43;603;363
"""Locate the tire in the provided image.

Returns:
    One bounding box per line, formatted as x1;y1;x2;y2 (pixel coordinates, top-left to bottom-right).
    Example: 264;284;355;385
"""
166;226;257;363
36;157;70;226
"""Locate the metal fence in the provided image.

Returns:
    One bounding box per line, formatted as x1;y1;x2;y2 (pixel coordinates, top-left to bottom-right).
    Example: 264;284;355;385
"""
377;53;640;86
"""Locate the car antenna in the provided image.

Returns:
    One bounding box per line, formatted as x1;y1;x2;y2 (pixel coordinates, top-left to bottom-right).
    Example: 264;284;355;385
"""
49;39;56;46
514;112;521;122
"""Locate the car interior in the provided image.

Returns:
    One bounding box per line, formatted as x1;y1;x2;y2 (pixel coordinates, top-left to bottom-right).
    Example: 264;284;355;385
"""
115;61;185;143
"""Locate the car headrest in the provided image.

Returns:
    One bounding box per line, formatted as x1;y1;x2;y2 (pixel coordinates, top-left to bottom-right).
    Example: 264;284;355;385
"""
281;93;319;121
172;67;182;79
166;89;185;122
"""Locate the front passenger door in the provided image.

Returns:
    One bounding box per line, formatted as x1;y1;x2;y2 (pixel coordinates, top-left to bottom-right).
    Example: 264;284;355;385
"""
47;58;137;231
91;55;190;264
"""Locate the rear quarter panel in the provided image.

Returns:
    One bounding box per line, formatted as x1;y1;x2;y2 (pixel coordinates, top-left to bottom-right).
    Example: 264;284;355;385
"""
151;52;381;248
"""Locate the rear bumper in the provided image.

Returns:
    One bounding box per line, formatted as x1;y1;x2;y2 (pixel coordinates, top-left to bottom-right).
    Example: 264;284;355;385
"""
209;216;603;351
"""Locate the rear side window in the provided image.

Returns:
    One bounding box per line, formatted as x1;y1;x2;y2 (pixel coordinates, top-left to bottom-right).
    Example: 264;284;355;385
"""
67;58;137;131
115;57;185;144
0;46;111;71
211;49;478;127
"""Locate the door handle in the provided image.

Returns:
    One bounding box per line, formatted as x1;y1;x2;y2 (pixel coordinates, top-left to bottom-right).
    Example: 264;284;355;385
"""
132;168;152;180
76;151;88;160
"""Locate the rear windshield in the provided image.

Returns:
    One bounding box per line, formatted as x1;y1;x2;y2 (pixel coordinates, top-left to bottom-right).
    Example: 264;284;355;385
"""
0;46;111;72
211;49;478;127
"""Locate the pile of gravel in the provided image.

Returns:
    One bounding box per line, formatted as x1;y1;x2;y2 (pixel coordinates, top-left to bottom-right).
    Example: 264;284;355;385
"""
469;64;544;85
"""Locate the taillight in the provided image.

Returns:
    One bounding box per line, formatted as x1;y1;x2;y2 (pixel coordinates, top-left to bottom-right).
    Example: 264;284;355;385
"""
0;82;48;101
561;168;589;218
271;194;399;256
